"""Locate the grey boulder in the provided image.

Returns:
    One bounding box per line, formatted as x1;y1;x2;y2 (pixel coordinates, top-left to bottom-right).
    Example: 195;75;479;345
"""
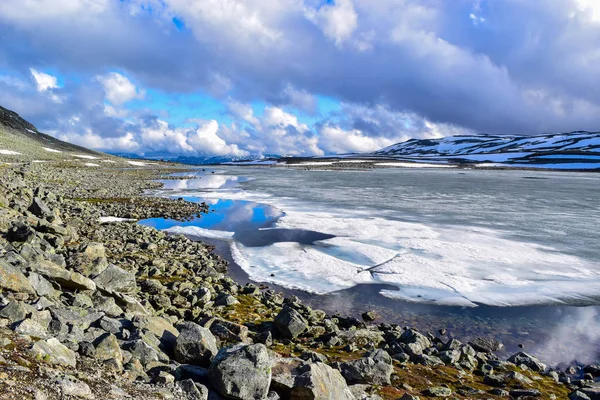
175;322;218;367
274;305;308;339
209;344;271;400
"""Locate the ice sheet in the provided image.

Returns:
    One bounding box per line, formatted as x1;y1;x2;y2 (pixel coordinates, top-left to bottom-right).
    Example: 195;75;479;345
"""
165;225;235;240
152;172;600;307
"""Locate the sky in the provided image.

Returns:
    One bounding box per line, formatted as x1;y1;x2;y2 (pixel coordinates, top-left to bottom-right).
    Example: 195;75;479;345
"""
1;0;600;158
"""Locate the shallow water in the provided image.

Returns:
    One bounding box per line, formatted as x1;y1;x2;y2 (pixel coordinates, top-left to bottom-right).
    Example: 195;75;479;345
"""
140;166;600;364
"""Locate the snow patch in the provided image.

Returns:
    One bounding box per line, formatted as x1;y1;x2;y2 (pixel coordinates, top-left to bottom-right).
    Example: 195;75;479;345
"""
0;149;21;155
43;147;62;153
84;163;100;167
99;216;136;223
73;154;99;160
127;161;147;166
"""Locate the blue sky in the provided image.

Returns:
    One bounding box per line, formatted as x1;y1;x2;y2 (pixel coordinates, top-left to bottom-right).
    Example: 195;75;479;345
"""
1;0;600;157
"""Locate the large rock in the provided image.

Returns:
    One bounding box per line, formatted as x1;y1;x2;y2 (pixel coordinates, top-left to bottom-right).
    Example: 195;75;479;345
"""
399;329;432;357
14;318;47;338
339;349;393;385
27;272;59;297
29;197;52;218
175;322;218;367
0;301;29;323
93;264;136;293
33;260;96;291
132;316;179;348
49;306;104;331
507;352;547;372
274;305;308;339
30;337;77;367
290;362;355;400
207;318;249;343
469;337;504;353
209;344;271;400
71;242;109;277
0;259;35;294
94;333;123;370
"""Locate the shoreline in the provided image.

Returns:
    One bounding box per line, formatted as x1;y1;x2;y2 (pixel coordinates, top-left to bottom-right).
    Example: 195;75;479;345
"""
0;160;591;399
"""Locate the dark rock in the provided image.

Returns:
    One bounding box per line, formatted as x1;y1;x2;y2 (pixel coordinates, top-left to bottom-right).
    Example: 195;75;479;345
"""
509;388;541;397
0;301;29;323
29;197;52;218
507;352;547;372
469;337;504;353
177;379;209;400
274;305;308;339
361;310;379;322
174;322;218;367
339;349;393;385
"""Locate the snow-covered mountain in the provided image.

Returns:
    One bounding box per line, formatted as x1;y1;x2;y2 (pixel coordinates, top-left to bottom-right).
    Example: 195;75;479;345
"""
370;131;600;169
375;131;600;156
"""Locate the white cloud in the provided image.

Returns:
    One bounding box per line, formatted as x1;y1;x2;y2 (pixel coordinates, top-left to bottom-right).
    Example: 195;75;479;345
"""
0;0;108;21
319;125;394;153
306;0;358;45
187;120;248;156
30;69;59;92
96;72;144;106
56;129;140;152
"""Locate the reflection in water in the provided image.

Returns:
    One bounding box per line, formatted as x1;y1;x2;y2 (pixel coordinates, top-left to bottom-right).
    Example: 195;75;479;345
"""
140;197;281;232
159;175;247;190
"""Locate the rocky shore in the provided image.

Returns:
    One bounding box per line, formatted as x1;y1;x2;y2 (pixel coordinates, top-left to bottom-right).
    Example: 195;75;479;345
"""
0;161;595;399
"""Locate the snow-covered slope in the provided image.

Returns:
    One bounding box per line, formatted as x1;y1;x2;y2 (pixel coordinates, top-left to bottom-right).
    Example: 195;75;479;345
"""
371;131;600;169
375;131;600;156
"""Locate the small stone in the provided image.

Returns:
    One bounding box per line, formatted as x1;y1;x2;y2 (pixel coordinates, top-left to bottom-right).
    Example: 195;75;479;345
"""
57;376;95;399
424;387;452;397
361;310;379;322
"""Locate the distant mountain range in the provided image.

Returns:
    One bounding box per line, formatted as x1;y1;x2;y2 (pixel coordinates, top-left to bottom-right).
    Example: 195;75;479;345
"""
368;131;600;169
108;152;281;165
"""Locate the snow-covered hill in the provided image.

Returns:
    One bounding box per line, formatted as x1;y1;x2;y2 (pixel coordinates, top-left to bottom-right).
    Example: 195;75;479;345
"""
371;131;600;170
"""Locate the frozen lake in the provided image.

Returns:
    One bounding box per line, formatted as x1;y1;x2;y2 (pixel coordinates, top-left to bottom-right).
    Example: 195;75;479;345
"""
141;166;600;363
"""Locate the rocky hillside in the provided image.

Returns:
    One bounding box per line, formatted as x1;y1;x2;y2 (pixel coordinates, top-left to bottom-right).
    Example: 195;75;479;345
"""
0;105;111;163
